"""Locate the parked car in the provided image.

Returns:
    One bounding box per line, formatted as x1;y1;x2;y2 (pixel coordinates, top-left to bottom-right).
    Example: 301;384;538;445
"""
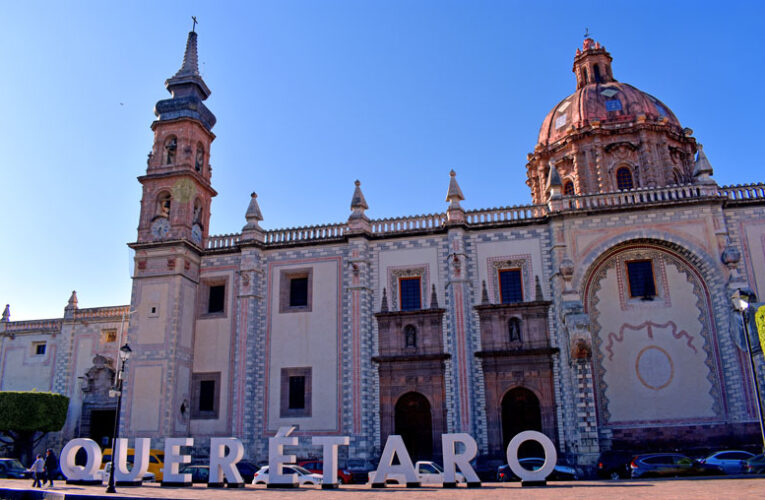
235;460;260;483
744;454;765;474
346;458;377;484
630;453;723;478
178;464;209;484
596;450;634;479
101;448;165;481
98;462;156;483
298;460;352;484
251;465;323;485
497;457;579;481
470;455;504;482
0;458;30;479
369;460;465;485
698;450;754;474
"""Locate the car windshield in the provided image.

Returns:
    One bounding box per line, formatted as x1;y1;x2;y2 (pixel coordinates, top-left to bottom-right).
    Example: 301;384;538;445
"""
290;465;313;475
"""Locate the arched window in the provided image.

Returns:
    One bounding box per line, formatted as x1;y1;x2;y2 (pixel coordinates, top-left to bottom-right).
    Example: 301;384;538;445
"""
157;192;172;217
195;143;205;172
582;67;588;84
616;167;634;190
404;325;417;348
593;64;602;83
193;199;203;223
508;318;522;342
563;181;575;196
164;136;177;164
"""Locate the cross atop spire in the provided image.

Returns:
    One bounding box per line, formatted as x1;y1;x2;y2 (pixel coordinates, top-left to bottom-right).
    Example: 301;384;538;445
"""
192;16;198;33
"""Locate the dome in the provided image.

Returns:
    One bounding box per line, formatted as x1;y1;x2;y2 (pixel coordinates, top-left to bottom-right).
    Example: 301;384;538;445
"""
538;82;681;146
536;38;682;147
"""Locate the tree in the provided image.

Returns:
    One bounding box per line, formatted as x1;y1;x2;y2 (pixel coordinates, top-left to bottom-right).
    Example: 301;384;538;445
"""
0;391;69;466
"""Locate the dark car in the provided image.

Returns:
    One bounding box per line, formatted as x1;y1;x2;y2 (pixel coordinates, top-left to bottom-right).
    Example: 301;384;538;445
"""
470;456;504;482
298;460;352;484
744;454;765;474
178;464;210;483
596;450;633;479
236;461;260;483
629;453;724;478
0;458;29;479
346;458;377;484
497;457;579;481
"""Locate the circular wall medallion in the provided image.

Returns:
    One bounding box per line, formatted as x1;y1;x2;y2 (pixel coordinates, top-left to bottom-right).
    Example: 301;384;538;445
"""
635;345;674;390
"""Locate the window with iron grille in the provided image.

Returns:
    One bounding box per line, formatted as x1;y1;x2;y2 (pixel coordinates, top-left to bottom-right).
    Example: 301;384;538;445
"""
498;269;523;304
626;260;656;299
399;277;422;311
616;167;634;190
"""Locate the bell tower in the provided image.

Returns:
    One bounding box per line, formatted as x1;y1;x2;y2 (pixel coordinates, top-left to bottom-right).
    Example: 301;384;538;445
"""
125;30;216;441
137;30;217;247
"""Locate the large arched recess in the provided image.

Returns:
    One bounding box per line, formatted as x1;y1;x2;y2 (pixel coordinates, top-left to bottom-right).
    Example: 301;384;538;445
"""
394;392;433;461
580;237;740;439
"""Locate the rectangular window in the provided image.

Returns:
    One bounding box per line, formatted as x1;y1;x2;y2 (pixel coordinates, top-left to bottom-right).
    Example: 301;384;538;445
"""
626;260;656;298
279;269;313;313
498;269;523;303
280;367;312;417
288;376;306;409
289;277;309;307
208;285;225;313
399;277;422;311
33;342;46;356
102;329;117;343
191;372;220;419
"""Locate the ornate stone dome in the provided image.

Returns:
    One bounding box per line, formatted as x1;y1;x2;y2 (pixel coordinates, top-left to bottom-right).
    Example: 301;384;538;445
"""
538;81;681;147
525;38;699;204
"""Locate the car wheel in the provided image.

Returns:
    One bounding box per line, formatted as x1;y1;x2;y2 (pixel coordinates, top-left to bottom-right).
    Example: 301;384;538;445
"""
338;477;344;484
610;471;620;480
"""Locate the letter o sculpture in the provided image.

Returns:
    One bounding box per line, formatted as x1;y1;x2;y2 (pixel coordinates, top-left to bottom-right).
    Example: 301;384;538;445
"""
506;431;557;484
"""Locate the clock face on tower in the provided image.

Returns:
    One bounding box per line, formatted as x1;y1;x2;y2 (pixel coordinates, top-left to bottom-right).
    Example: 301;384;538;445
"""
191;224;203;245
150;217;171;239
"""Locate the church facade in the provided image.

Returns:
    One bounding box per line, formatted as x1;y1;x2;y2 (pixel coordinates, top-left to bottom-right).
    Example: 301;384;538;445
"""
2;33;765;469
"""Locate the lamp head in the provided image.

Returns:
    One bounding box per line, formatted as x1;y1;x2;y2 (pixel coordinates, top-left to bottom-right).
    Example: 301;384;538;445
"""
119;343;132;361
732;288;757;312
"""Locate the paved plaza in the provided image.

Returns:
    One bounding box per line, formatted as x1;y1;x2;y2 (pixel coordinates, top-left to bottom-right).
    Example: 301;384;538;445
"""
1;478;764;500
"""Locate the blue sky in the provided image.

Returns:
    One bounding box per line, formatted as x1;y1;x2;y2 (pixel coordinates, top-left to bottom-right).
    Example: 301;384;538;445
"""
1;1;763;320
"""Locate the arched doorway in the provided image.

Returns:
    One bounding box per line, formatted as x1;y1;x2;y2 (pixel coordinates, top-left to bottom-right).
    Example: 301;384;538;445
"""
395;392;433;460
502;387;542;457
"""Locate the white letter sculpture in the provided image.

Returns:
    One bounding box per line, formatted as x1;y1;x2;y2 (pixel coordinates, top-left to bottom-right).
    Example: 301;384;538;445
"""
113;437;150;484
268;426;298;488
60;438;102;484
312;435;349;489
162;437;193;486
371;435;419;488
209;437;244;487
442;433;480;487
506;430;557;486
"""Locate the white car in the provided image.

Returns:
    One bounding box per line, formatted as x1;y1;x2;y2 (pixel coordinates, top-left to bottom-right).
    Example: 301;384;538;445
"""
251;465;323;485
98;462;156;483
369;460;465;485
700;450;755;475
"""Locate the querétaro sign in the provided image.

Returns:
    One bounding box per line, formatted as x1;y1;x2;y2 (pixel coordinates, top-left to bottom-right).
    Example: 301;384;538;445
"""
60;428;558;488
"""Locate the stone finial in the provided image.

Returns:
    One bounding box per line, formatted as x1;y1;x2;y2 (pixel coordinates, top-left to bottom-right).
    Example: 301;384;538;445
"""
446;170;466;224
348;180;371;233
545;162;563;200
64;291;78;318
350;180;369;214
535;275;544;301
481;280;489;305
241;192;265;242
430;284;439;309
380;288;389;312
693;144;715;184
1;304;9;322
445;170;465;207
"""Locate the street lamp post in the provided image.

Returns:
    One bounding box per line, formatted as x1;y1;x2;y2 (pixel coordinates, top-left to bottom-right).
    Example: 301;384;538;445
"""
106;343;132;494
731;288;765;453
